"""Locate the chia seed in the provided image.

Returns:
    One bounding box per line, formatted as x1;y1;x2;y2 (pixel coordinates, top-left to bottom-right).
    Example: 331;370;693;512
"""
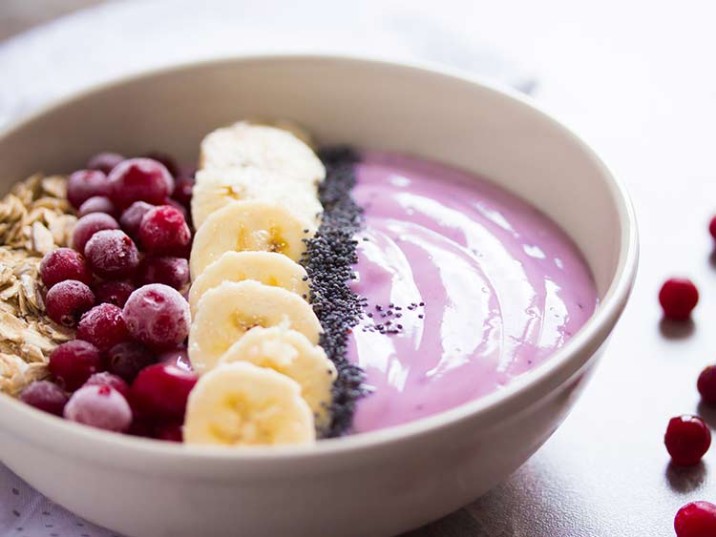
301;145;366;437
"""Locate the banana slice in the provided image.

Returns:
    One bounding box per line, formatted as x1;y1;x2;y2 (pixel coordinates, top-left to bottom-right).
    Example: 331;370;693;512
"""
192;167;322;229
188;280;322;374
184;362;316;446
199;122;325;187
218;326;335;430
188;251;310;314
244;118;316;148
190;200;314;278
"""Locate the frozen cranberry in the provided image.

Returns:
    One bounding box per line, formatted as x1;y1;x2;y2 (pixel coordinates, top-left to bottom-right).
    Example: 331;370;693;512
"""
154;421;183;442
138;257;189;289
171;177;193;209
86;152;124;175
665;415;712;466
71;213;120;254
39;248;91;288
138;205;191;255
119;201;154;239
64;384;132;433
108;158;174;210
698;365;716;406
675;501;716;537
105;341;155;383
19;380;69;416
76;303;130;351
84;371;130;399
45;280;95;327
84;230;140;279
94;280;135;308
163;197;189;221
67;170;112;209
142;152;179;178
659;278;699;321
127;418;154;438
159;347;192;372
130;363;197;420
78;196;116;217
123;284;190;351
49;340;102;391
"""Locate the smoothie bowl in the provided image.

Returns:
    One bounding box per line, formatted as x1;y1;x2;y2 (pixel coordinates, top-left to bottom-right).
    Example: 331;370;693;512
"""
0;56;637;537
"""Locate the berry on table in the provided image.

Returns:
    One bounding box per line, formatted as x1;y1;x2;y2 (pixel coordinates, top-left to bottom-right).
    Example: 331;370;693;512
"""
130;363;197;421
138;256;189;289
138;205;191;255
64;384;133;433
86;152;124;175
39;248;91;288
84;371;130;399
77;303;130;352
71;213;120;254
78;196;116;217
664;415;712;466
94;280;135;308
105;341;155;383
67;169;112;209
659;278;699;321
697;365;716;406
84;229;140;279
123;284;190;351
19;380;69;416
675;501;716;537
44;280;95;327
108;158;174;210
48;340;102;391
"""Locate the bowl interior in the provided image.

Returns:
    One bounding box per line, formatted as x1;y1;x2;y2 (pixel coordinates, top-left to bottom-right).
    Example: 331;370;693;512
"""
0;56;624;299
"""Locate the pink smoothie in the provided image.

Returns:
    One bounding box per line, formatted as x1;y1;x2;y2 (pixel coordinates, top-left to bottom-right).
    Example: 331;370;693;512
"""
347;151;597;433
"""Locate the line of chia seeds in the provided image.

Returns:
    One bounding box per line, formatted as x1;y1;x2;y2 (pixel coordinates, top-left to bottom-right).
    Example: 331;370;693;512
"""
301;145;366;438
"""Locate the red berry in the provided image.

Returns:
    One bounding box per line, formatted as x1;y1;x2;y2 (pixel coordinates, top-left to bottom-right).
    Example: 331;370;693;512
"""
45;280;95;327
84;229;140;279
154;421;183;442
86;152;124;175
659;278;699;321
108;158;174;210
67;170;112;209
159;347;192;372
138;256;189;289
77;303;130;352
131;363;197;421
142;152;179;178
138;205;191;255
171;177;193;208
94;280;135;308
698;366;716;406
78;196;116;217
64;384;133;433
105;341;155;383
84;371;130;399
675;501;716;537
49;340;102;391
39;248;91;288
19;380;69;416
123;284;190;351
71;213;120;254
119;201;154;239
665;415;712;466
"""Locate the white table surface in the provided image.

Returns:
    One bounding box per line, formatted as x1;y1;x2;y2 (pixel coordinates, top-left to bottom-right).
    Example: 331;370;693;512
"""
1;1;715;535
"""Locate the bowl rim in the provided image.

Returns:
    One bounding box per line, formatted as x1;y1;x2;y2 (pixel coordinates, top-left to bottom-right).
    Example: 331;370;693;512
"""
0;53;639;462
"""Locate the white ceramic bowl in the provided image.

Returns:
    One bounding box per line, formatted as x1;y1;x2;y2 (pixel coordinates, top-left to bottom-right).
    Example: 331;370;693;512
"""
0;55;637;537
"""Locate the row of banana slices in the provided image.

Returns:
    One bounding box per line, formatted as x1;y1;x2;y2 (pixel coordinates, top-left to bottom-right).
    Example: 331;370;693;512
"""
182;121;337;447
